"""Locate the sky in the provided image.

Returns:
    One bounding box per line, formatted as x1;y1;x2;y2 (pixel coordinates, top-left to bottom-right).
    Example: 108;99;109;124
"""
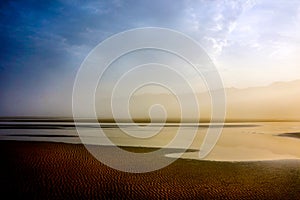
0;0;300;117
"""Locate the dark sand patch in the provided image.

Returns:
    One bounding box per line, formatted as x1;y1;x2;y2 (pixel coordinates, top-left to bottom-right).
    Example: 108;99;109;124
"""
118;146;198;153
1;134;78;137
278;132;300;139
0;140;299;199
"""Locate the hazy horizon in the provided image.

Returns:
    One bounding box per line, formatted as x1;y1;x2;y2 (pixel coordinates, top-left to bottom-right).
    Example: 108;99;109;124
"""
1;79;300;122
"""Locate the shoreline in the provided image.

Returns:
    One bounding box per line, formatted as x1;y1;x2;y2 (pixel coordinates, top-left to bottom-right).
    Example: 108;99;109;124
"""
1;136;300;163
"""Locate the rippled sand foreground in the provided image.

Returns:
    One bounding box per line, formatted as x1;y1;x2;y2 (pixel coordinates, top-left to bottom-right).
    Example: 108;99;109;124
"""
1;141;300;199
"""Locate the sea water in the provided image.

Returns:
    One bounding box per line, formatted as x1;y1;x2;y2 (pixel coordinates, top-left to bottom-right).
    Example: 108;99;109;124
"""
1;121;300;161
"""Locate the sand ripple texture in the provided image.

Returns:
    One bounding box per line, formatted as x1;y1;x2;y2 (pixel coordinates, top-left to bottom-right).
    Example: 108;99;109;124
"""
0;141;300;200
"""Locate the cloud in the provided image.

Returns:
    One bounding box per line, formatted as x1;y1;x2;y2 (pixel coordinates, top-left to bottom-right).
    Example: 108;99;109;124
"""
182;0;257;56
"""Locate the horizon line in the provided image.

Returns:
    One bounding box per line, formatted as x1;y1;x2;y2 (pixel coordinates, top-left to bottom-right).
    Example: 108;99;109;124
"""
0;116;300;123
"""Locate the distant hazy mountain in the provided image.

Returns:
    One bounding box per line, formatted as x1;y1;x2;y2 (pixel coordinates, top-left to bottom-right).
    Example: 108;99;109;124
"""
224;79;300;121
95;80;300;122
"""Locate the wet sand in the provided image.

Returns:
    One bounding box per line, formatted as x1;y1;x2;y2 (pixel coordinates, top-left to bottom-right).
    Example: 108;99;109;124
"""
1;140;300;199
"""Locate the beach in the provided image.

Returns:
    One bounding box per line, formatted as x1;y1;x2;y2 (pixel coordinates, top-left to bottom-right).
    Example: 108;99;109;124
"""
2;1;300;199
1;140;300;199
